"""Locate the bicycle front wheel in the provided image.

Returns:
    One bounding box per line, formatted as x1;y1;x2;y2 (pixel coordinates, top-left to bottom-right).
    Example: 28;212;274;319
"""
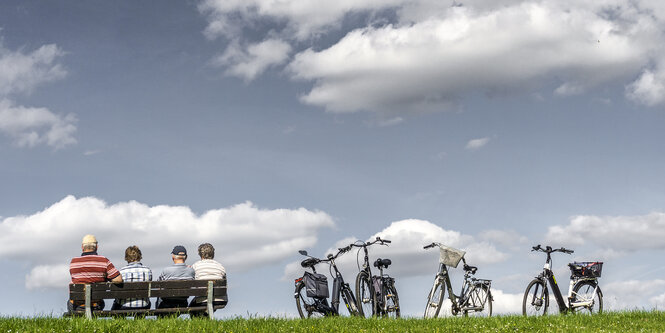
571;280;602;314
355;271;375;317
295;282;324;318
424;278;445;318
341;286;361;317
522;279;548;316
464;284;492;317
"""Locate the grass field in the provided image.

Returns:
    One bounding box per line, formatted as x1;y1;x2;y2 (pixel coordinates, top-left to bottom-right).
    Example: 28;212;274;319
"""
1;311;664;332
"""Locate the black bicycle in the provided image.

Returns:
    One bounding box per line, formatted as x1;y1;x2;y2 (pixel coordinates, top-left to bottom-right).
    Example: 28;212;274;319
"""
348;237;400;318
523;245;603;316
294;247;361;318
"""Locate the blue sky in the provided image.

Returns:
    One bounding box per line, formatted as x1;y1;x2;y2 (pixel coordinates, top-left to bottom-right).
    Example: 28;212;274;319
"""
1;0;665;317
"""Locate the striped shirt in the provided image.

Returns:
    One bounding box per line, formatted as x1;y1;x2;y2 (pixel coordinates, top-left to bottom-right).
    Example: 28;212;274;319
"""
70;252;120;284
192;259;226;280
117;262;152;308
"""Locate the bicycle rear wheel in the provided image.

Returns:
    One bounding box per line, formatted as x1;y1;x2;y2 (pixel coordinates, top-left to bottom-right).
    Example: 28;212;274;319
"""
381;282;400;318
464;284;492;317
522;279;548;316
572;281;602;314
295;282;324;318
355;271;375;317
424;278;445;318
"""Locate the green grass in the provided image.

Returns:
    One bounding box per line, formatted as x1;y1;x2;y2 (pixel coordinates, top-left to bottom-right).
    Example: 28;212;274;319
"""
1;311;664;332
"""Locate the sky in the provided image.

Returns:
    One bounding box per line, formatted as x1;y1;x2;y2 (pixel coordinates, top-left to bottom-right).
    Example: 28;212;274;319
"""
1;0;665;318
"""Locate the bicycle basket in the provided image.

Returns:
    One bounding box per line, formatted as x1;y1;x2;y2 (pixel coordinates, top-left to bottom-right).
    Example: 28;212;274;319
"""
303;271;329;298
569;261;603;278
439;245;466;268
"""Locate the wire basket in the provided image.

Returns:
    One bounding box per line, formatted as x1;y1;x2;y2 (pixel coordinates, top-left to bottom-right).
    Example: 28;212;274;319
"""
439;245;466;268
569;261;603;278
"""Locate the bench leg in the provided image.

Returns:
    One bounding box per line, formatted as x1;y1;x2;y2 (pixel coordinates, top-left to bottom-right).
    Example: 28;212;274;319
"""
85;284;92;319
207;281;214;319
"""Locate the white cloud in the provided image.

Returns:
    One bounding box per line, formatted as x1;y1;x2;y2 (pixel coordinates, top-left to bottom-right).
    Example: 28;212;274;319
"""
0;38;75;148
200;0;665;113
626;69;665;106
289;2;658;113
213;39;292;81
283;219;509;280
0;99;77;149
0;196;334;289
545;212;665;252
0;42;66;96
465;137;491;150
603;279;665;310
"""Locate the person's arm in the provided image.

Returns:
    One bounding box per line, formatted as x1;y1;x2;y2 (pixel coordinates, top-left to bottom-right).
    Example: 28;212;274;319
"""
106;260;123;283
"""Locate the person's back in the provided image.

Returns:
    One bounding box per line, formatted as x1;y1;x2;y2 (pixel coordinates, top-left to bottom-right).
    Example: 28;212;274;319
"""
68;235;122;312
113;246;152;310
156;245;194;309
190;243;226;308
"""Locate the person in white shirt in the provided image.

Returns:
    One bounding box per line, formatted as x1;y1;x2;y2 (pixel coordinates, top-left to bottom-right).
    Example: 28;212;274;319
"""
190;243;226;309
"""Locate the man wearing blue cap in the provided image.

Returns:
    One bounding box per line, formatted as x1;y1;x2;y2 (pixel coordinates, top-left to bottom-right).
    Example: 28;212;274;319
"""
156;245;195;309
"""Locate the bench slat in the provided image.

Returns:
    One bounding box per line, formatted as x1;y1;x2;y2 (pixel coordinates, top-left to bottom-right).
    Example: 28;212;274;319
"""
70;288;227;301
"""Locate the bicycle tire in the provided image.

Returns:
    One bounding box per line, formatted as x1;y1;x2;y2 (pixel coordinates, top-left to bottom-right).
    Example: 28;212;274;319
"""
341;286;361;316
522;279;548;316
295;282;324;318
424;278;445;318
463;284;492;317
355;271;375;317
384;282;400;318
571;280;602;314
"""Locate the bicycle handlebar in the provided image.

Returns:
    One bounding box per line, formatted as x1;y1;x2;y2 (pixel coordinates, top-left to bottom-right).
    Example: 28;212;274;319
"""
531;244;574;254
346;236;392;249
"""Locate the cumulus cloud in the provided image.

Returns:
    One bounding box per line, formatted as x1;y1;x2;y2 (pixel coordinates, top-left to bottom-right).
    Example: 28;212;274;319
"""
212;39;292;81
465;137;491;150
0;38;74;148
199;0;665;112
284;219;509;280
0;196;334;289
0;42;66;96
545;212;665;252
0;99;77;149
603;279;665;310
626;69;665;106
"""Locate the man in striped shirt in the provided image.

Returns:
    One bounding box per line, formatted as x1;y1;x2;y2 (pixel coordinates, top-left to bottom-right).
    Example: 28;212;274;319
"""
68;234;123;312
190;243;226;309
112;245;152;310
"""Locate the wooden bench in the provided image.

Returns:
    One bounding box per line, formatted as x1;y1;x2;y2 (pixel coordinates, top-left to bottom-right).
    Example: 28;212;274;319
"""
65;279;227;319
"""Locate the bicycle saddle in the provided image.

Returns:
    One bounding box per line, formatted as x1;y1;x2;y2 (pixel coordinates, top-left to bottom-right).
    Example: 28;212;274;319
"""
463;264;477;274
373;258;392;268
300;257;319;268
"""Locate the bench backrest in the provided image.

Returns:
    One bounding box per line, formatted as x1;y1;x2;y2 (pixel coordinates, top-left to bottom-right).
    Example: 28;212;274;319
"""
69;279;227;301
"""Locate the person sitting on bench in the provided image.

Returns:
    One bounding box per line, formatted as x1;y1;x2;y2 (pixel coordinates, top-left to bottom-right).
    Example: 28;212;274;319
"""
112;245;152;310
156;245;194;309
68;234;123;312
189;243;226;308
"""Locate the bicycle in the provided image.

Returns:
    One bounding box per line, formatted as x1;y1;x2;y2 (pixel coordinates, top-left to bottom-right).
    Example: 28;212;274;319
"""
294;247;361;318
523;244;603;316
423;242;493;318
347;237;400;318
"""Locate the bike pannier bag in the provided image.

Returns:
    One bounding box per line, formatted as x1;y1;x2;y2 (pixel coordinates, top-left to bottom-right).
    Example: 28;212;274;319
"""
303;271;329;298
569;262;603;278
439;245;466;268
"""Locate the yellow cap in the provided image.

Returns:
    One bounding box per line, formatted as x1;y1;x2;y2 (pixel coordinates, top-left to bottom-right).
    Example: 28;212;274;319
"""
82;234;97;245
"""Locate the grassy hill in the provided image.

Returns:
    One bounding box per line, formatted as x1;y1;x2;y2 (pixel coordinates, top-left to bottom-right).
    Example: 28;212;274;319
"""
1;311;663;332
